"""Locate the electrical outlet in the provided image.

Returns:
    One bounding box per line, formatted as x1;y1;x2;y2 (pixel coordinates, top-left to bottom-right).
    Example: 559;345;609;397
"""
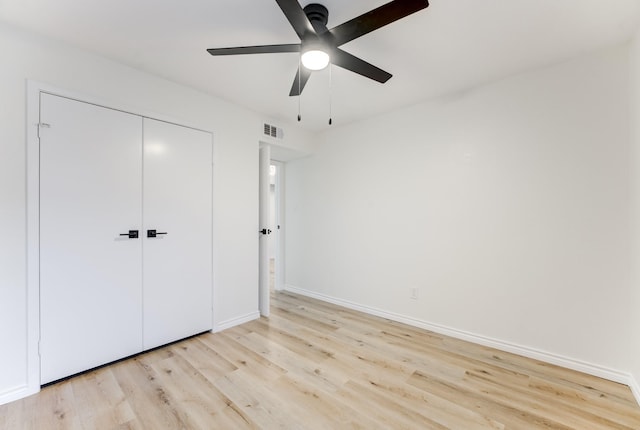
410;287;419;300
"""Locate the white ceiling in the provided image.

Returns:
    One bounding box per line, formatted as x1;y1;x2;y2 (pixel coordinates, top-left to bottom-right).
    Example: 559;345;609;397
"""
1;0;639;132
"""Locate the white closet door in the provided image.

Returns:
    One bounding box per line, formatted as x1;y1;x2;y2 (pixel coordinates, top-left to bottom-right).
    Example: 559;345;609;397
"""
40;94;143;384
142;118;212;350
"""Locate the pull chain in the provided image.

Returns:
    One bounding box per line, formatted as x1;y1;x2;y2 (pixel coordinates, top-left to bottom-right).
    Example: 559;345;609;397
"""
297;56;302;122
328;63;333;125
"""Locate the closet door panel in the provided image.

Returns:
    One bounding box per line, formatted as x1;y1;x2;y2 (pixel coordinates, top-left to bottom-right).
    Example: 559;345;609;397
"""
142;119;213;350
39;94;143;384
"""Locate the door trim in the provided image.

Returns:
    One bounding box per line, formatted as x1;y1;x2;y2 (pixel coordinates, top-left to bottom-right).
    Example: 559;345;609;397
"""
24;81;214;402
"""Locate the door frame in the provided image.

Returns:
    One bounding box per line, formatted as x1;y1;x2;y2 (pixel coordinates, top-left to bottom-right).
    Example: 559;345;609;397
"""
258;143;271;316
257;152;287;317
24;81;213;402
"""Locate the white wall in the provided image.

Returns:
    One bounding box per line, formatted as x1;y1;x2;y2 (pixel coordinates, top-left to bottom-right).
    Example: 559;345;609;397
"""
630;30;640;402
286;44;637;381
0;22;314;404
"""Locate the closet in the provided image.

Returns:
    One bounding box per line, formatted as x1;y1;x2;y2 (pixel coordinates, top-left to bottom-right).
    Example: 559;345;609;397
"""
39;93;212;384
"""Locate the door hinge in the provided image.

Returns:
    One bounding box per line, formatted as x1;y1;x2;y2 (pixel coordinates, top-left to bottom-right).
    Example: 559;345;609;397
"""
37;123;51;139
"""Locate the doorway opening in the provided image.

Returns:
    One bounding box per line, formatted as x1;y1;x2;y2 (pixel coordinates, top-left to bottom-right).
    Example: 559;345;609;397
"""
269;162;284;293
258;141;307;316
259;145;286;317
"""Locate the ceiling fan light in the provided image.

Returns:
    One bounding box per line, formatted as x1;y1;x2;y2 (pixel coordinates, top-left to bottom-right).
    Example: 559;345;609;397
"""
301;49;330;71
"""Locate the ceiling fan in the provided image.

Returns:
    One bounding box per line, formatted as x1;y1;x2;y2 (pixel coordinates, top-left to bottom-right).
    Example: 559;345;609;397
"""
207;0;430;97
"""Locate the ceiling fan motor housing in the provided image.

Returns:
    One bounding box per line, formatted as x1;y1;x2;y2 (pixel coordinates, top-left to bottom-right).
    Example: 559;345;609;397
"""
303;4;329;28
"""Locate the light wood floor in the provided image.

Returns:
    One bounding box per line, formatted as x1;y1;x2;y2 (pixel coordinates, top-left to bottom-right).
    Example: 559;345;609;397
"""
2;292;640;429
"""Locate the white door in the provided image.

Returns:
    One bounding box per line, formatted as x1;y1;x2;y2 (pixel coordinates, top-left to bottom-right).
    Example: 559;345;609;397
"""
142;119;213;350
39;94;143;384
258;145;271;316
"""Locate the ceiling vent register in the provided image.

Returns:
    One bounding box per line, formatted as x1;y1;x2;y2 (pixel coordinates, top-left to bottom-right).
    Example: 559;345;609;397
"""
264;123;284;140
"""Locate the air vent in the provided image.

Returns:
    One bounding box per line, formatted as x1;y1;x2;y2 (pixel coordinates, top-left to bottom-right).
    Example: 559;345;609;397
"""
263;123;284;140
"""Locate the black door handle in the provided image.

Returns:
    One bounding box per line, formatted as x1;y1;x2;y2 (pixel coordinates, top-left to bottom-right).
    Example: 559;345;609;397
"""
147;229;167;238
147;229;168;238
119;230;139;239
260;228;272;235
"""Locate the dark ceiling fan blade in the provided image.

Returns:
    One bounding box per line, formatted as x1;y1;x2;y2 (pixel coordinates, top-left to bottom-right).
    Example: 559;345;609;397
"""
275;0;316;40
289;67;312;96
207;44;300;56
331;49;392;83
329;0;429;46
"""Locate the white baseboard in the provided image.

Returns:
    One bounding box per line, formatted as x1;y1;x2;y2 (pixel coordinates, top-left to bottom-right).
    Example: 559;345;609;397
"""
0;384;39;406
630;374;640;407
284;284;639;405
213;311;260;332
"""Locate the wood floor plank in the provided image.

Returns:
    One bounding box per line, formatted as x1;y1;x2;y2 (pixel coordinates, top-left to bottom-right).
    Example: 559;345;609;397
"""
407;369;574;429
250;316;337;364
338;379;451;430
70;370;126;428
202;330;287;383
148;351;255;429
527;375;640;428
109;358;186;429
2;291;640;429
170;337;238;383
213;370;306;429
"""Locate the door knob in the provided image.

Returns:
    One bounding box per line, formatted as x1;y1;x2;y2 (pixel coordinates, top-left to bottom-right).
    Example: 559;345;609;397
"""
119;230;139;239
147;229;168;238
